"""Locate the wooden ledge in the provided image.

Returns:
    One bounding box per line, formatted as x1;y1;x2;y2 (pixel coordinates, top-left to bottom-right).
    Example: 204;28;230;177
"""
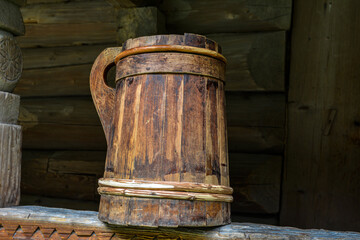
0;206;359;239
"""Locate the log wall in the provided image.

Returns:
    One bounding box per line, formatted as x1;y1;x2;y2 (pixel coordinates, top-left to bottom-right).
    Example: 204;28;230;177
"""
16;0;291;224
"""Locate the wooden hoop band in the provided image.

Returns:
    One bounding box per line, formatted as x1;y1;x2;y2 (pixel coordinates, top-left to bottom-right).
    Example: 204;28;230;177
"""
98;187;233;203
114;45;227;64
98;178;233;195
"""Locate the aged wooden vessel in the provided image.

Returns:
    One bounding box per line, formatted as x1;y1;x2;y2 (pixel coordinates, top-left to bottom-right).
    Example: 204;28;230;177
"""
90;33;232;227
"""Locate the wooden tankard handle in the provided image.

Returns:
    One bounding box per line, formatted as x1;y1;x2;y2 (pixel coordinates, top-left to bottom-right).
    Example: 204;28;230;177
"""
90;47;122;144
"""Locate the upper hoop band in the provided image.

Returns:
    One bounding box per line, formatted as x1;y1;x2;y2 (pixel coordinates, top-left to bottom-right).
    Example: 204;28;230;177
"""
114;45;227;64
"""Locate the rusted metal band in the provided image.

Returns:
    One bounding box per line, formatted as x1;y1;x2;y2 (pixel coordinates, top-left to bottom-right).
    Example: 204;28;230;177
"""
98;178;233;195
98;187;233;203
115;52;226;82
114;45;227;64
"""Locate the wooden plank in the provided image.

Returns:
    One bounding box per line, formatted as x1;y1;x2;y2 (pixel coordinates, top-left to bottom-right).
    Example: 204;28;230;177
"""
21;155;97;201
14;64;93;97
158;0;292;34
21;1;115;24
226;92;285;128
16;23;117;48
0;91;20;124
228;127;284;154
1;206;360;239
22;44;114;69
208;32;286;91
21;123;106;150
0;123;21;207
280;0;360;231
230;153;282;214
20;195;99;211
21;150;281;214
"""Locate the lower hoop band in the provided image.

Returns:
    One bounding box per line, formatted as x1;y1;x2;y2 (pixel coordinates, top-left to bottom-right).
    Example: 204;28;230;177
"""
98;178;233;203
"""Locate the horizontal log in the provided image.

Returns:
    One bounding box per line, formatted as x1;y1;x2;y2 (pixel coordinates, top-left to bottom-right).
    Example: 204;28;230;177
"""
230;153;282;214
1;206;359;239
20;194;99;211
0;0;25;35
208;32;285;91
158;0;292;34
22;150;281;214
21;154;98;201
16;23;117;48
228;127;284;154
0;91;20;124
14;64;93;97
21;1;115;24
22;44;114;69
19;94;284;150
227;92;285;127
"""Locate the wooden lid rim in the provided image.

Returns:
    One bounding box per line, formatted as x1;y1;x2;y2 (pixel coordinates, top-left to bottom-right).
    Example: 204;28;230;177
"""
114;45;227;64
98;178;233;195
98;187;233;203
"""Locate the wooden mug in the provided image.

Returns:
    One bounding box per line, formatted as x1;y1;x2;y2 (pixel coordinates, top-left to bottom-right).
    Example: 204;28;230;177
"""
90;33;232;227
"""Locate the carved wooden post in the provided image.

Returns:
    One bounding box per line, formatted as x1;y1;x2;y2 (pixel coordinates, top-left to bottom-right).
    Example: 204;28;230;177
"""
0;0;25;207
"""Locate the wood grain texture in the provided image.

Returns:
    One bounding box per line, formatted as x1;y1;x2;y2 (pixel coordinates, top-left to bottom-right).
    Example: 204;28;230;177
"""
280;0;360;231
0;0;25;35
91;35;231;226
0;91;20;124
208;32;286;91
18;94;284;151
21;151;99;201
16;23;117;48
158;0;292;33
230;154;282;214
0;123;21;207
22;44;115;69
21;0;115;24
15;64;93;97
1;206;360;240
116;7;165;44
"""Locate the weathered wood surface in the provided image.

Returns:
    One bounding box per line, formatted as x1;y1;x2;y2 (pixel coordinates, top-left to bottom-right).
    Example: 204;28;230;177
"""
91;35;231;226
22;44;114;69
116;7;165;44
21;1;115;24
230;154;281;214
208;32;285;91
0;34;23;92
16;23;117;48
0;0;25;35
0;123;21;207
1;206;360;240
16;33;285;97
20;149;281;215
158;0;292;34
18;93;284;151
0;91;19;124
280;0;360;231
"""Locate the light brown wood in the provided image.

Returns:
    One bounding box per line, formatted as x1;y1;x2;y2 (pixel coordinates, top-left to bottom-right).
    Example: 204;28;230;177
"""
158;0;292;33
91;34;231;226
0;123;21;207
280;0;360;231
1;206;360;240
0;91;20;124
